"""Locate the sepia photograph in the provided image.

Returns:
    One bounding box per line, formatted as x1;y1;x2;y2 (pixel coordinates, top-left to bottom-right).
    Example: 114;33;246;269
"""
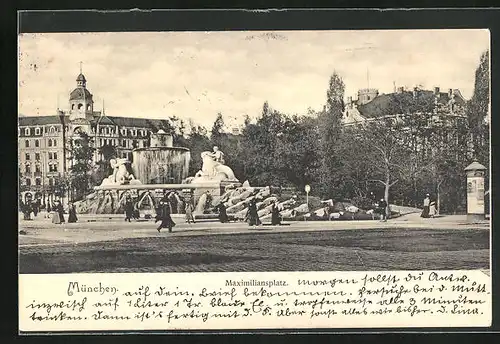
18;29;490;275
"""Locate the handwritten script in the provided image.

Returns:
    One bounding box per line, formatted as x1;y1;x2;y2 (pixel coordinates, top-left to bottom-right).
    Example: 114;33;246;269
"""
19;271;491;331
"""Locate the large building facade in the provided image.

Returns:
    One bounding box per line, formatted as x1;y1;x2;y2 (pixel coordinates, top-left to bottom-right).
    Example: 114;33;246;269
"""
342;86;467;126
18;71;171;199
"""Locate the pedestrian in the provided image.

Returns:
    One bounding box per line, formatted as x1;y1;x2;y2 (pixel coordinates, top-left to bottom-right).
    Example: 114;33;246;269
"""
421;194;430;218
124;196;134;222
51;200;62;224
429;199;437;218
156;195;176;233
215;202;229;223
32;200;39;217
271;199;282;226
185;199;195;224
377;198;388;222
246;197;261;227
68;202;78;223
46;201;52;218
57;200;65;224
21;201;30;220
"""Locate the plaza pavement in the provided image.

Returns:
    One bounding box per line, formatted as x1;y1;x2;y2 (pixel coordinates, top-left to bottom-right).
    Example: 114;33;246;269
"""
18;212;490;247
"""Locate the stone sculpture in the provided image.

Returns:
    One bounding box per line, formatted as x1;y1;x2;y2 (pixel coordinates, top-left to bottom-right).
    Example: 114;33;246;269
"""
187;151;238;183
100;158;142;186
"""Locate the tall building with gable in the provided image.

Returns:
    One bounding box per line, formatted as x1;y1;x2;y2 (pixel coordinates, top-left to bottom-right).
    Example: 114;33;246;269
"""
18;70;173;200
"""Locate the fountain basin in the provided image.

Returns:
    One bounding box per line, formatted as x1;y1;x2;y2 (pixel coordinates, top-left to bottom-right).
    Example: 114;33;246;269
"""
132;147;190;185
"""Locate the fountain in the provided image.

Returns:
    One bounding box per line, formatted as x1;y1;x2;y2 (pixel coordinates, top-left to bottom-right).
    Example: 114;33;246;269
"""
132;130;190;184
76;130;241;217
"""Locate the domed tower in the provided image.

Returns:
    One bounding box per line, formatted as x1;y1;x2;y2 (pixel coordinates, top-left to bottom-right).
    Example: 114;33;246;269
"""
69;67;94;121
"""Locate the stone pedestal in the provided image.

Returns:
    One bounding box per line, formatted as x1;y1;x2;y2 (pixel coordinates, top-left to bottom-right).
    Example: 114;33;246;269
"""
192;180;241;206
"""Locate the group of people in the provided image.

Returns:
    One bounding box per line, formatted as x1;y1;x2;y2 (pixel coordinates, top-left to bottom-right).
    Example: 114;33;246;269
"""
20;198;78;224
244;197;282;227
135;190;285;233
50;201;78;224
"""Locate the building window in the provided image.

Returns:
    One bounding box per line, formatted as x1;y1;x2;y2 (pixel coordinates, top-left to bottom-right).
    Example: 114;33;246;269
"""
71;104;75;110
35;153;40;161
35;139;40;147
26;178;31;186
143;140;148;148
25;128;30;136
122;139;126;147
48;178;53;187
49;163;58;172
35;178;41;186
25;140;29;148
35;127;41;135
35;165;41;173
78;103;83;110
87;104;91;110
25;164;31;174
48;152;53;160
53;139;57;147
53;152;58;160
25;153;30;160
48;139;52;147
132;140;138;148
121;128;127;136
49;126;55;134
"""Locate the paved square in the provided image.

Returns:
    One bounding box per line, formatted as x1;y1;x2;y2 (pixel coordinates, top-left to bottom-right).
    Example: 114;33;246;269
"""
18;216;490;273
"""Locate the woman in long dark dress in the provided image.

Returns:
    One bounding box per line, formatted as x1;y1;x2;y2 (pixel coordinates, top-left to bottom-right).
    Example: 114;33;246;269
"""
246;198;261;227
57;200;65;224
51;200;62;224
421;194;430;218
216;202;229;223
68;202;78;223
271;200;282;226
156;196;176;233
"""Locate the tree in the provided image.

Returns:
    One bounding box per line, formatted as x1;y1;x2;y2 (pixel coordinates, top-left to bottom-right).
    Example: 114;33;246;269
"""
316;72;345;198
210;112;226;148
467;50;490;163
68;132;95;200
185;123;212;177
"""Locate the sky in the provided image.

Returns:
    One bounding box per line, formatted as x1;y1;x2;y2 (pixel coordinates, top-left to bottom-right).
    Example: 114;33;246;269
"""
18;29;489;130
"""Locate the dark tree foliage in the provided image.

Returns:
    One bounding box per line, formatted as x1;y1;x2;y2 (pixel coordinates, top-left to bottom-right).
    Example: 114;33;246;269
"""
68;132;95;200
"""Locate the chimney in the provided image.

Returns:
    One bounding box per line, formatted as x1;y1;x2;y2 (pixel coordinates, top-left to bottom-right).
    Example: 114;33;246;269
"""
434;86;440;95
448;88;453;98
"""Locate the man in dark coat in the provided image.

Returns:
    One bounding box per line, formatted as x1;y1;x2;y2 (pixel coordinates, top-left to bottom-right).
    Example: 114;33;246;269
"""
246;197;261;227
124;197;134;222
56;200;65;223
271;200;282;226
21;201;31;220
156;195;176;233
215;202;229;223
376;198;388;221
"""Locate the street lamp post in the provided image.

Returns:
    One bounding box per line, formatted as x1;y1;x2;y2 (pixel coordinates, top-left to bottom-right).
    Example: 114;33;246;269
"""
58;110;67;205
